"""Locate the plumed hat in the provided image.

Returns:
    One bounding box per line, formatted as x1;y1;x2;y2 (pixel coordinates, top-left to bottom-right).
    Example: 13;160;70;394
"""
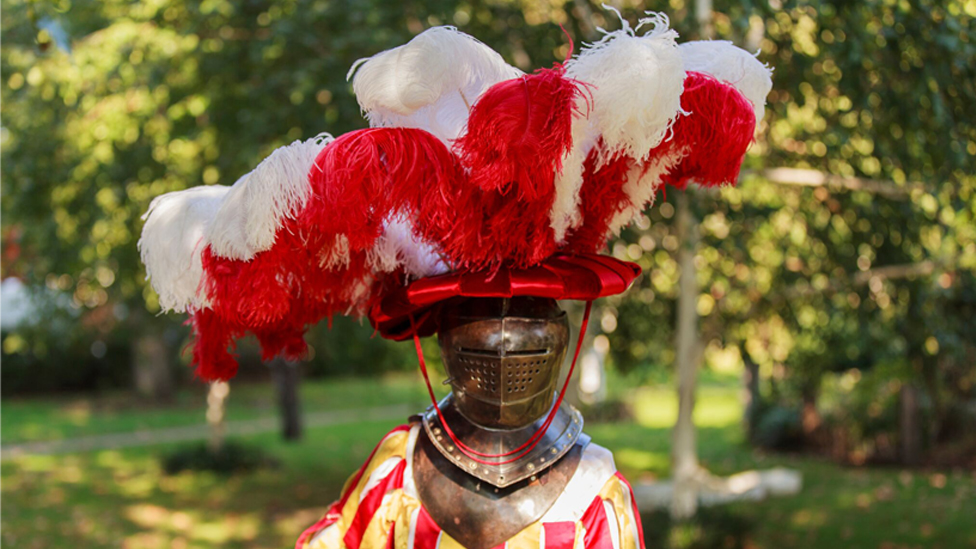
139;14;772;381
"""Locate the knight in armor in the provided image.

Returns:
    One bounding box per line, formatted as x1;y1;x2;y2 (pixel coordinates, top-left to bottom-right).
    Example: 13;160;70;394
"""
138;11;771;549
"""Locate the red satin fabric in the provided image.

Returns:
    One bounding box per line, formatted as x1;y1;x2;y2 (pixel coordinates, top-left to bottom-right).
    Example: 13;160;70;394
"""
369;253;640;341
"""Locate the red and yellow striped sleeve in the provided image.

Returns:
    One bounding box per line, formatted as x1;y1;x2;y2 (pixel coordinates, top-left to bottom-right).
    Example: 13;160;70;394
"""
298;424;413;549
589;472;643;549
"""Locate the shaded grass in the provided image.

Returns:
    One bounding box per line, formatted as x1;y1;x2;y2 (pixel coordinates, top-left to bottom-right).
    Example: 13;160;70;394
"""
2;419;401;549
1;375;433;445
3;382;975;548
588;421;976;549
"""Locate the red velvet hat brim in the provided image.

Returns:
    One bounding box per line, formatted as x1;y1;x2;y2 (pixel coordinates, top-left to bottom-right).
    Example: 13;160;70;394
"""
369;253;641;340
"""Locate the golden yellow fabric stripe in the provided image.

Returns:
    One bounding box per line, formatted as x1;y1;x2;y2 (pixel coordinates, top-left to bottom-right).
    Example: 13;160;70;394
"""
359;488;407;549
438;532;466;549
597;475;638;549
507;521;543;549
337;430;411;543
393;499;421;549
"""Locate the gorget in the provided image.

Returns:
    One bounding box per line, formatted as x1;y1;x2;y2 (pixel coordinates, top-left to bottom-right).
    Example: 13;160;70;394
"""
420;393;584;488
414;417;589;549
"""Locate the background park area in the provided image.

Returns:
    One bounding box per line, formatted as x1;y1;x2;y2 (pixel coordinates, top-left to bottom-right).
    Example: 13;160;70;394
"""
2;0;975;548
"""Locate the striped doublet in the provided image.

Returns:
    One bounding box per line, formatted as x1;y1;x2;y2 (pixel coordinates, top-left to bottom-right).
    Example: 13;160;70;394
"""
297;424;645;549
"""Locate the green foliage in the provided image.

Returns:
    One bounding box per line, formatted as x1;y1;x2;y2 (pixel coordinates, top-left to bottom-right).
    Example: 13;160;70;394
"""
753;405;803;451
597;0;976;462
0;285;136;394
578;397;634;424
0;0;594;385
1;0;974;463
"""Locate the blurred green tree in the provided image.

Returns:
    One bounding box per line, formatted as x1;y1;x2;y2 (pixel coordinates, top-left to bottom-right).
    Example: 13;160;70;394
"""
602;0;975;463
2;0;974;466
0;0;589;391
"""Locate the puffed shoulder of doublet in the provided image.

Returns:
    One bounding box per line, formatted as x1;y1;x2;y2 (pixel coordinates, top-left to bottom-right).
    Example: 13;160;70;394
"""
540;439;619;522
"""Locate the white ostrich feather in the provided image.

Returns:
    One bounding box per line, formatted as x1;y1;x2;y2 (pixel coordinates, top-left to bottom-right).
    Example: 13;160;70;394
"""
207;134;332;260
607;149;685;235
348;26;522;143
139;185;229;313
368;217;449;278
565;10;685;165
679;40;773;123
550;115;598;243
552;8;685;243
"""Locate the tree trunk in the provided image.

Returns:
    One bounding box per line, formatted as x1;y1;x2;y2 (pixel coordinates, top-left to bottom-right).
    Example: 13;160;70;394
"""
742;351;761;441
695;0;714;40
577;346;607;405
132;332;174;402
270;358;303;441
567;301;599;408
673;0;714;522
671;192;702;521
801;383;821;444
207;381;230;454
899;384;921;465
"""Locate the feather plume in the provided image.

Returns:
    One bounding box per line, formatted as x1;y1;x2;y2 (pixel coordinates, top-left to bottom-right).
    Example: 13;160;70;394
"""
679;40;773;124
550;114;597;243
564;11;684;164
140;24;770;383
655;71;757;189
189;308;243;381
138;185;228;313
368;217;448;278
207;134;332;260
302;127;460;255
606;150;682;234
189;127;461;379
349;27;522;144
551;10;685;243
451;67;585;269
563;143;682;252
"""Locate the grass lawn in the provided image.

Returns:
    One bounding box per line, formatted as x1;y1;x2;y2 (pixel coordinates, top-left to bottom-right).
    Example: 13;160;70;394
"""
1;374;435;445
3;380;975;549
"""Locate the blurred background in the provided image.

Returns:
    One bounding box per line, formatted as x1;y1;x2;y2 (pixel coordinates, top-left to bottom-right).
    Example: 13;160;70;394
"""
2;0;975;547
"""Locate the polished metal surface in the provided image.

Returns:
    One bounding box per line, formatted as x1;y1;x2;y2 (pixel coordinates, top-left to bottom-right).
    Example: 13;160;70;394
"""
414;423;590;549
438;297;569;430
421;393;584;488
